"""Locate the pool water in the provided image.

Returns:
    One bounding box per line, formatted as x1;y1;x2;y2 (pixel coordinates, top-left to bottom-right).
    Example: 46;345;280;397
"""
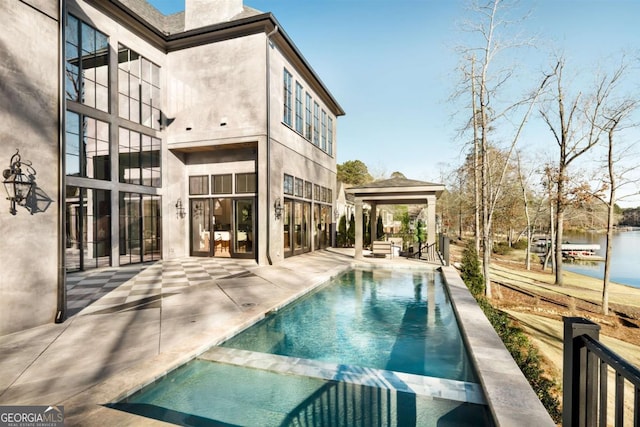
223;268;476;382
111;268;492;426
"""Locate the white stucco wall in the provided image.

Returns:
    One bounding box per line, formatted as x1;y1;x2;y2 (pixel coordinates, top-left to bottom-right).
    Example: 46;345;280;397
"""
0;1;61;335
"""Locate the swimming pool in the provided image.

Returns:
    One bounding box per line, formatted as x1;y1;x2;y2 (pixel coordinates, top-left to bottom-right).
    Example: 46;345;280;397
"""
222;268;476;382
111;267;492;426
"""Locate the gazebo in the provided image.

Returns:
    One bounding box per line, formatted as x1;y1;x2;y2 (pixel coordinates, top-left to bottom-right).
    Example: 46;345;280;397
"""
345;177;445;259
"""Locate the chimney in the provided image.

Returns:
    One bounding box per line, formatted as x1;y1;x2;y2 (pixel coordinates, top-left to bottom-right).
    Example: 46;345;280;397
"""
185;0;243;30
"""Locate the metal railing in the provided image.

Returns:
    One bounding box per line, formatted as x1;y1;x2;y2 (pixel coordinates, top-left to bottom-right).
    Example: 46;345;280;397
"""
405;234;449;266
563;317;640;427
278;380;402;427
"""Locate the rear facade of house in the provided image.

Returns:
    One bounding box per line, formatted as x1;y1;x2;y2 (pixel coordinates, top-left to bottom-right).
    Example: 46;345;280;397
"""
0;0;344;335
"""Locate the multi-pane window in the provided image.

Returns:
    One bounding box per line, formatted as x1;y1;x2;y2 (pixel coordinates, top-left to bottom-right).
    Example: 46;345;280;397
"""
314;184;321;201
313;102;320;146
295;83;303;134
212;174;232;194
305;181;312;199
283;69;293;126
65;15;109;112
236;173;256;193
305;93;312;140
118;45;161;130
321;110;327;151
119;128;161;187
119;192;161;265
284;174;294;195
65;111;110;180
294;178;304;197
189;176;209;195
65;187;111;272
328;117;334;156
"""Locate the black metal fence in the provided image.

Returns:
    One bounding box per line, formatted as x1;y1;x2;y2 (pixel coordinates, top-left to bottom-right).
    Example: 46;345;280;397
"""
563;317;640;427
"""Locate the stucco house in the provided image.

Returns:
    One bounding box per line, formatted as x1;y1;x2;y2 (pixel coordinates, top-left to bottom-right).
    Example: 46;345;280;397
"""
0;0;344;335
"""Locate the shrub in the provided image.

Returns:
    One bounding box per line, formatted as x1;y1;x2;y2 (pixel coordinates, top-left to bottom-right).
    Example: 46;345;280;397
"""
460;241;484;297
492;241;512;255
512;238;528;250
461;262;562;422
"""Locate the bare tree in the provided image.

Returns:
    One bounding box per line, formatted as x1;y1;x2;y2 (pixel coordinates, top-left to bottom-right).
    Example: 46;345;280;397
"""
456;0;551;298
516;151;533;269
591;62;640;314
540;58;612;285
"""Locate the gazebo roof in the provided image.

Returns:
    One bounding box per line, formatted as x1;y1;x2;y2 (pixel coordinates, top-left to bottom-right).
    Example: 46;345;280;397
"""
345;177;444;205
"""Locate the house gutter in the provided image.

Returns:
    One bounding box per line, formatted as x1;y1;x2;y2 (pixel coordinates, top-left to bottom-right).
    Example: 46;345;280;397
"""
56;0;66;323
265;24;278;265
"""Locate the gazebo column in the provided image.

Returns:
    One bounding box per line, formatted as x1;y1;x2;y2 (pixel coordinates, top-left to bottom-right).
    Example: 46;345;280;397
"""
370;202;377;241
427;195;436;245
354;198;363;259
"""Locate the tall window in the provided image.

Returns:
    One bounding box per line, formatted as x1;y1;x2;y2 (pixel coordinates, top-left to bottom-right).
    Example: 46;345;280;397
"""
305;93;312;140
294;178;304;197
328;117;334;156
283;69;293;126
313;102;320;146
284;174;294;195
295;82;303;134
119;128;161;187
65;187;111;271
118;45;161;130
321;110;327;151
119;192;161;265
65;111;110;180
65;15;109;111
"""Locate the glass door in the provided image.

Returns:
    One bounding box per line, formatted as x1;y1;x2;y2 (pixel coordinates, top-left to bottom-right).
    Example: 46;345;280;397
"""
283;199;292;257
190;199;211;256
234;199;254;257
212;198;231;257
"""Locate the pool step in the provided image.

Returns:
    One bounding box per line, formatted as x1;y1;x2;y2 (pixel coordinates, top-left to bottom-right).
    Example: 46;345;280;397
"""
199;346;486;405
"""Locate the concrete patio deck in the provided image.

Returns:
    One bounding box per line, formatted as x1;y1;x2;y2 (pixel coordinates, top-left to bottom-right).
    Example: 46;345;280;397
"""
0;249;553;426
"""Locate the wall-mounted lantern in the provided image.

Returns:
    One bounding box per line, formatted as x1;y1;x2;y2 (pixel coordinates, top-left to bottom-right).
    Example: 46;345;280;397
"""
2;150;33;215
175;198;186;219
274;197;284;220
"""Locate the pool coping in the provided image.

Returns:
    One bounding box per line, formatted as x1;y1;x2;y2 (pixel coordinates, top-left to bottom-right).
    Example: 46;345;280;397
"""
441;265;556;427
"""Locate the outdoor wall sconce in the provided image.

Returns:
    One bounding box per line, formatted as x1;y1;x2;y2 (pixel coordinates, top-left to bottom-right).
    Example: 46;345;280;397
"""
274;197;284;219
175;198;186;219
2;150;33;215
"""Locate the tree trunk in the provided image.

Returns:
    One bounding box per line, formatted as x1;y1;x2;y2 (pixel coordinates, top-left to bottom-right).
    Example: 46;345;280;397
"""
602;127;616;316
472;57;481;254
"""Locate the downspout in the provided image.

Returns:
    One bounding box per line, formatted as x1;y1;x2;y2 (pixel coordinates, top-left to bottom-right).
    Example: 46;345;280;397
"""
56;0;66;323
265;24;278;265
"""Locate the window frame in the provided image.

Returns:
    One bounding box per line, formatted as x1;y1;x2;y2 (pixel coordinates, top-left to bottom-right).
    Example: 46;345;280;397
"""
211;174;233;194
236;172;257;194
189;175;209;195
305;93;313;140
313;102;320;146
295;82;304;134
284;174;294;195
283;69;293;126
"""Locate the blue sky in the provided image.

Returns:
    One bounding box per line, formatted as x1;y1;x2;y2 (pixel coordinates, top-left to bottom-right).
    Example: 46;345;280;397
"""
148;0;640;202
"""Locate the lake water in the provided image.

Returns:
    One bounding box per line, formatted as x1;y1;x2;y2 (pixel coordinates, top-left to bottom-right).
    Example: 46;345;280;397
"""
553;230;640;289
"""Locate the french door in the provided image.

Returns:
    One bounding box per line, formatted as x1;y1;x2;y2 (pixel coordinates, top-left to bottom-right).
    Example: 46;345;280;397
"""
190;198;254;258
